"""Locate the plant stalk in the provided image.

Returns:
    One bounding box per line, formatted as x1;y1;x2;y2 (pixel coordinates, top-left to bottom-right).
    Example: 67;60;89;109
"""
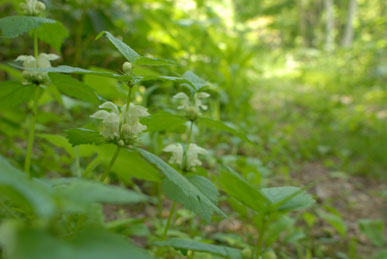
183;120;194;171
24;83;40;176
255;217;267;259
100;146;121;182
24;30;40;176
33;29;38;58
162;201;176;239
123;84;133;123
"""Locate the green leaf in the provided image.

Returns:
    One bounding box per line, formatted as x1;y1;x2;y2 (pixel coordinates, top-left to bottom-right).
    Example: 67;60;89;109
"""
135;147;226;222
142;112;186;132
219;167;266;212
39;134;74;157
162;175;219;222
96;31;139;62
10;64;131;81
66;128;105;146
134;56;176;66
134;75;183;83
83;67;123;99
197;118;254;144
0;155;56;218
374;250;387;259
0;225;152;259
0;16;55;38
154;238;242;259
36;21;68;52
265;216;295;247
261;186;315;212
49;73;99;104
0;81;34;108
317;210;347;237
11;64;180;83
96;146;161;182
358;219;385;247
43;178;148;205
98;31;175;66
186;174;218;205
182;71;209;90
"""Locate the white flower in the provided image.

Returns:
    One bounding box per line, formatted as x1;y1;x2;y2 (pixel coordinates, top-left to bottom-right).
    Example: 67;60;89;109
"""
121;103;149;137
122;103;150;123
173;92;190;110
186;143;208;168
90;102;120;140
163;142;208;170
90;102;149;143
194;92;210;111
20;0;46;16
173;91;210;117
163;143;184;166
16;53;59;83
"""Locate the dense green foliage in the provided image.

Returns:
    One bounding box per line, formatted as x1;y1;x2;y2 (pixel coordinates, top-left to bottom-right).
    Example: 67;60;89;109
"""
0;0;386;258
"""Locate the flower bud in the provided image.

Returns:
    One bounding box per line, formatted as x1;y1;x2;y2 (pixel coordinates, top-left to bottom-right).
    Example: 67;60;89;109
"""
35;1;46;13
20;3;27;12
122;62;132;75
185;106;199;121
118;139;125;147
121;123;132;137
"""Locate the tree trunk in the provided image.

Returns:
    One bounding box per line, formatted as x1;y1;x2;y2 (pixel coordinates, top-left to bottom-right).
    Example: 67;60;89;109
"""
342;0;357;47
325;0;334;51
298;0;307;47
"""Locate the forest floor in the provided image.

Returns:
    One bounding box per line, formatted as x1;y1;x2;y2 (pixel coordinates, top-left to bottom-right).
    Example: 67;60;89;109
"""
293;161;387;257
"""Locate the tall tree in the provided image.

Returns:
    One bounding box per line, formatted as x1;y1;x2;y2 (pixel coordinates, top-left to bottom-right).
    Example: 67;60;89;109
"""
342;0;357;47
325;0;334;50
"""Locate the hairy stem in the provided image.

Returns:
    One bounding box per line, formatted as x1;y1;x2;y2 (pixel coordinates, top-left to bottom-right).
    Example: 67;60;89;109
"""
255;216;267;259
33;29;38;58
162;201;176;240
123;84;134;123
24;84;40;176
183;120;194;171
100;146;121;182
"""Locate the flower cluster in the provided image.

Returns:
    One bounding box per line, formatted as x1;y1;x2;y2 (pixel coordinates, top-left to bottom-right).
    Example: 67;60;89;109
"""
163;143;208;171
20;0;46;16
90;101;149;146
173;91;210;120
16;53;59;83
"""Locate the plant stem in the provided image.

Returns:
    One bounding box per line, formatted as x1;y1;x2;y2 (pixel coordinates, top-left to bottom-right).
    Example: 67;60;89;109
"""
123;85;134;123
83;157;101;179
99;146;121;182
24;83;40;176
255;216;267;259
24;30;40;176
33;29;38;58
183;120;194;171
162;201;176;239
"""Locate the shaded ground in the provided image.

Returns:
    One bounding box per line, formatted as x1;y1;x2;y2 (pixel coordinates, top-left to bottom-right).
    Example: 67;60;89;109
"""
293;162;387;257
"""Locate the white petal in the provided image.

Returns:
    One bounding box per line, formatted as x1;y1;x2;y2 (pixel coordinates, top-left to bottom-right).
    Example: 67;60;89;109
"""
195;92;210;99
39;53;60;61
186;144;208;169
188;143;208;155
163;143;184;166
37;56;51;69
90;110;110;120
129;103;150;117
173;92;189;100
15;55;34;62
99;102;119;115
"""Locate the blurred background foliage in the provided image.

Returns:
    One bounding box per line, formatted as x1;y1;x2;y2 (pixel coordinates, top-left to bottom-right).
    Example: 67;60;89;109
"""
0;1;386;257
1;0;385;176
